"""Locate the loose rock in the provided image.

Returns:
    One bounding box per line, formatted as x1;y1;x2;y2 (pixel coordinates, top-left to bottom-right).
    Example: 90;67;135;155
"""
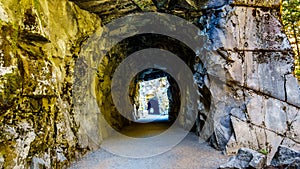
219;148;266;169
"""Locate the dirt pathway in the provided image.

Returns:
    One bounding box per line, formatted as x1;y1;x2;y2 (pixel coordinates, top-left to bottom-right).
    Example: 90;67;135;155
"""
69;121;228;169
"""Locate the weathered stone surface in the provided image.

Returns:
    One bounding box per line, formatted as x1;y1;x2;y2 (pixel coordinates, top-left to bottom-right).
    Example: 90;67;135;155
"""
0;0;101;168
271;145;300;167
30;156;50;169
70;0;283;34
229;116;259;150
1;0;300;168
201;6;246;50
286;158;300;168
219;148;266;169
198;10;298;151
287;108;300;143
0;155;4;169
230;107;247;121
281;138;300;152
200;78;244;150
245;52;293;101
71;0;282;24
227;90;299;164
265;130;283;165
202;6;290;51
246;92;264;125
264;99;287;134
71;0;140;24
231;0;281;7
244;8;290;50
285;74;300;107
132;0;157;11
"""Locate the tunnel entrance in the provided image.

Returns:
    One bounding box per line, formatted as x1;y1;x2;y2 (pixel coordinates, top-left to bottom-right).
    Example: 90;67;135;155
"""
71;13;214;158
147;98;160;115
95;33;210;140
123;68;180;137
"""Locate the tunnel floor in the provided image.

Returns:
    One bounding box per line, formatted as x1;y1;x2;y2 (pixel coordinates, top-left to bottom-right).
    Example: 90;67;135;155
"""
69;121;229;169
120;122;171;138
121;114;171;138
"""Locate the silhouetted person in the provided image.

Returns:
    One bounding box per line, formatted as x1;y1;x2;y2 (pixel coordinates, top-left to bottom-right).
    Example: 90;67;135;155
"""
147;98;160;115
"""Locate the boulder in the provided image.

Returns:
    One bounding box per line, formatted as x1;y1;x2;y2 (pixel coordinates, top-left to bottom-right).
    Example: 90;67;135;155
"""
271;145;300;168
219;148;266;169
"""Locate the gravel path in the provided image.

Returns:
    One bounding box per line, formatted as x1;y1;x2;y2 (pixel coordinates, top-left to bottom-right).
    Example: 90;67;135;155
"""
69;122;229;169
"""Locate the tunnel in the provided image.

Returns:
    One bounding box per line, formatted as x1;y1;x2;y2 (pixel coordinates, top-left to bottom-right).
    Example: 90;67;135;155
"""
93;33;211;140
1;0;300;168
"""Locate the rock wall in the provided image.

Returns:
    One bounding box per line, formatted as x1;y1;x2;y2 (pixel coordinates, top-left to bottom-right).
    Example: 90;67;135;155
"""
196;2;300;164
0;0;101;168
0;0;300;168
70;0;300;165
137;0;300;164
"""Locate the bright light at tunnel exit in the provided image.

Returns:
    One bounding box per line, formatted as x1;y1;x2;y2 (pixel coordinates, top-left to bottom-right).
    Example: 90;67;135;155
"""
133;76;170;122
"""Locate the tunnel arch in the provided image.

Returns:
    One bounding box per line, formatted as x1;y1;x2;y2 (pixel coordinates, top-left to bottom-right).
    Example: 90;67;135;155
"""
95;33;211;134
128;68;181;123
72;13;215;149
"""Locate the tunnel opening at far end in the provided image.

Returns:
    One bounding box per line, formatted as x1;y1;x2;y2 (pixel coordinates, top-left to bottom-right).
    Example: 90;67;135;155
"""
123;68;181;138
95;33;211;139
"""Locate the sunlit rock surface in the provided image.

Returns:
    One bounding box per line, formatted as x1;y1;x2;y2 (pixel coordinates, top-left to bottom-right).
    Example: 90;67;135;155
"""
0;0;299;168
0;0;100;168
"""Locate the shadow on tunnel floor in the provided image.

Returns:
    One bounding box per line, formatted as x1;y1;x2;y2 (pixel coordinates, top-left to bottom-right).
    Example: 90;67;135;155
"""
119;116;173;138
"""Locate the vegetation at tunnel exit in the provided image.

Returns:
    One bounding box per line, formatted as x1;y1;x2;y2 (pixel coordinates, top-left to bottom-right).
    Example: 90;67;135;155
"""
281;0;300;79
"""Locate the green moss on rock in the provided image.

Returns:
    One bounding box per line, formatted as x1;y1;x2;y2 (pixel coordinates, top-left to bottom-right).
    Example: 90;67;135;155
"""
0;0;101;168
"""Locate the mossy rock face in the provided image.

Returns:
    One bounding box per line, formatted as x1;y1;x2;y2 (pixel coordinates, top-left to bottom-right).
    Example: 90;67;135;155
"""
295;67;300;79
0;0;100;168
